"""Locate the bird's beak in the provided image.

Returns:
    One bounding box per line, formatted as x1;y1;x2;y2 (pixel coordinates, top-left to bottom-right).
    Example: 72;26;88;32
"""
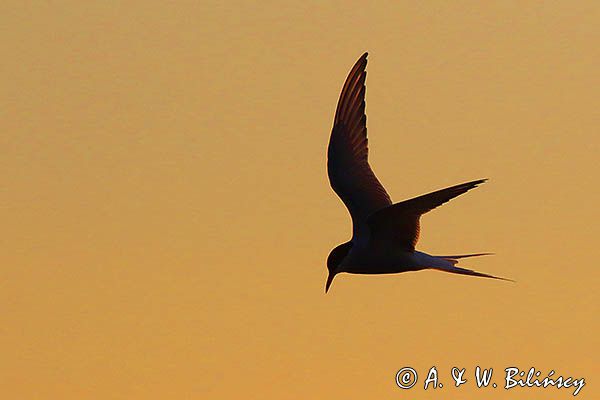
325;272;335;293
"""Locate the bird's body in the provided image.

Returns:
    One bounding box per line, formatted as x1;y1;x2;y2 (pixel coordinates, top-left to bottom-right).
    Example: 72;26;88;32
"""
342;246;426;274
325;52;510;292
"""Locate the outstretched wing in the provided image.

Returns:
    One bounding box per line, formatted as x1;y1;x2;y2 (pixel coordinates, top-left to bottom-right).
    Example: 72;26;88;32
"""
367;179;487;250
328;52;392;240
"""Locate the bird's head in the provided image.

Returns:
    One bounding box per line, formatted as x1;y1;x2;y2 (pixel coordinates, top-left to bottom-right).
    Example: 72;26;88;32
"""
325;241;353;293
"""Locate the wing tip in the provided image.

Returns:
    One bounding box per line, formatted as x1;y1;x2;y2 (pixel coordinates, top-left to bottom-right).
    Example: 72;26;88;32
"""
465;178;488;190
333;52;370;125
355;52;369;70
355;52;368;68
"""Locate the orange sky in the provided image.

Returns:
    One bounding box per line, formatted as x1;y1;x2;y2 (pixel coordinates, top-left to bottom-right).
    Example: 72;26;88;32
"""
2;1;599;398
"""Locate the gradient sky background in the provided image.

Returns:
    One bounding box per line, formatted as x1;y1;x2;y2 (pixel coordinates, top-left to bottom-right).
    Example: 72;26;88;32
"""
2;1;599;398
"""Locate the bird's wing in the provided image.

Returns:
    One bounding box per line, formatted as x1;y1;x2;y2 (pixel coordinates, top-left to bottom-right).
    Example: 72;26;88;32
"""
367;179;487;250
328;53;392;239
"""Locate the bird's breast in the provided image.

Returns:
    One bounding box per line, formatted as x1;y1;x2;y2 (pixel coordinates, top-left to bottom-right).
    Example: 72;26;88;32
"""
340;243;421;274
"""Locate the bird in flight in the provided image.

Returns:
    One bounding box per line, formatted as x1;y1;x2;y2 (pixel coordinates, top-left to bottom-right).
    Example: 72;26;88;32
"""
326;52;510;293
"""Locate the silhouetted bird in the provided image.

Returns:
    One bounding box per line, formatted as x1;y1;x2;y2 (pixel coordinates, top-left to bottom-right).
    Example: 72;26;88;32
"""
326;52;510;293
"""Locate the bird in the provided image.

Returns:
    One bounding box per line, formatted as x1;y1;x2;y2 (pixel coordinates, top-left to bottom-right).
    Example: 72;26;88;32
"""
325;52;511;293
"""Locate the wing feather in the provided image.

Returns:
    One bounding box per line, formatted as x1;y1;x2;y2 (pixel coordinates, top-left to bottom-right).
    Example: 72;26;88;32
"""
367;179;487;250
328;53;392;240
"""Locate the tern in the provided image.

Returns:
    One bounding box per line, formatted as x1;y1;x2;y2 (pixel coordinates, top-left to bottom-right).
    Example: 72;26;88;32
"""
325;52;510;293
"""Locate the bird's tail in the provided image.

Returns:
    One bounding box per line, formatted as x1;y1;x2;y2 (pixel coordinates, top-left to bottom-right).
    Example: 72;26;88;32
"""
435;252;494;263
430;264;514;282
419;252;512;282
